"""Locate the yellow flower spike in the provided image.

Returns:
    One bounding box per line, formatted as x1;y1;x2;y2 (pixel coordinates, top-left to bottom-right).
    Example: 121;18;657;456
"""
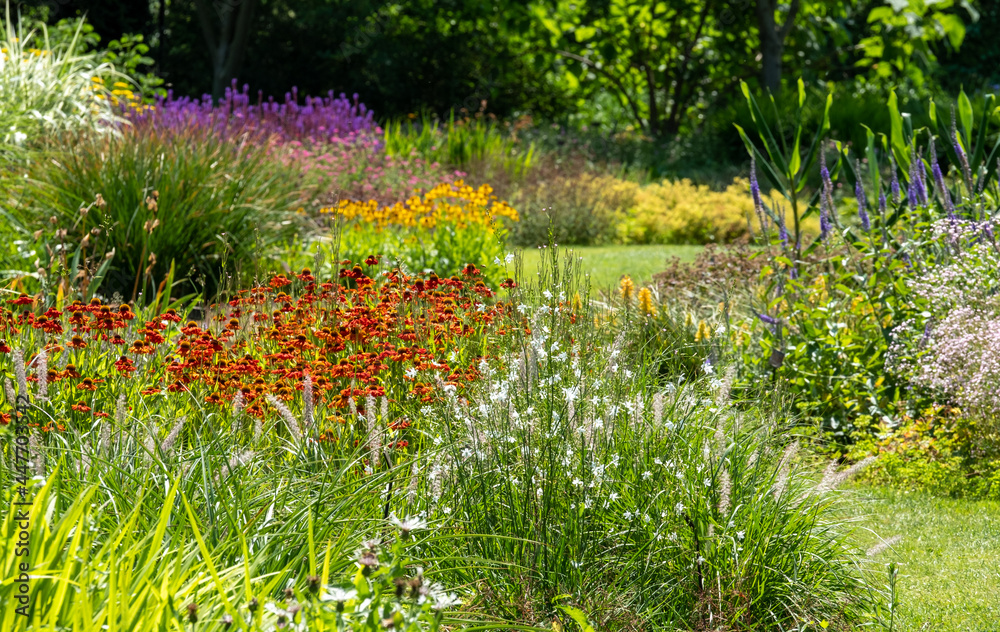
695;321;711;342
638;287;656;316
619;275;635;302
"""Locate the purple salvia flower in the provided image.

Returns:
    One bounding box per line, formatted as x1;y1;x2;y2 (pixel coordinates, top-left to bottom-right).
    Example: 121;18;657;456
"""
855;165;870;232
750;155;766;232
930;139;955;218
820;149;837;227
878;191;886;221
890;156;900;203
754;311;779;326
778;209;788;245
954;133;973;191
915;154;928;206
819;189;831;241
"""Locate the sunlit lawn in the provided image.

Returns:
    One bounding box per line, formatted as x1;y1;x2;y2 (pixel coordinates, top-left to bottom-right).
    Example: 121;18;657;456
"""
852;487;1000;631
518;244;703;290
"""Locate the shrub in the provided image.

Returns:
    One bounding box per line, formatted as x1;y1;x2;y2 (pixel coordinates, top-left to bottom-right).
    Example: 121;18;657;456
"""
508;173;636;247
7;124;308;302
851;406;1000;500
620;177;812;245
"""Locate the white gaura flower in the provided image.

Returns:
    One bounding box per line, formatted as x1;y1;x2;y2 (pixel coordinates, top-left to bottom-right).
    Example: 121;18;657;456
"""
505;252;515;264
320;587;358;602
389;513;427;533
405;367;418;379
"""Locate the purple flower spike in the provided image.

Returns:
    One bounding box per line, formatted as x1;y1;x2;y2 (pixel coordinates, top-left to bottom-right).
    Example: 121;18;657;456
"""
754;310;779;326
855;172;870;232
890;156;900;203
819;192;831;241
750;155;765;231
123;79;379;145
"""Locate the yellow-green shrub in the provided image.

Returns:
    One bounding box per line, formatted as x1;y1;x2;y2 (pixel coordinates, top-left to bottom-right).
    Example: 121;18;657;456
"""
618;177;817;245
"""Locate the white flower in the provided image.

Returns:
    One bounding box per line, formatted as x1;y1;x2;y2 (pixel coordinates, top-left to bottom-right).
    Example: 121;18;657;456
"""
389;513;427;533
704;477;712;488
674;501;686;515
13;131;27;144
642;471;652;480
505;252;515;264
431;590;462;610
405;367;418;379
494;256;502;265
572;477;583;487
737;531;745;540
543;289;553;299
320;587;358;602
609;491;620;501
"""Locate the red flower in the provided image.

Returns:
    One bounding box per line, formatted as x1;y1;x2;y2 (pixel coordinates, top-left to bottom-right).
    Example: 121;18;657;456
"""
8;294;34;305
71;401;91;412
114;356;136;376
94;412;110;418
141;388;161;396
76;378;99;391
364;255;380;266
160;308;182;323
270;275;292;289
296;267;316;282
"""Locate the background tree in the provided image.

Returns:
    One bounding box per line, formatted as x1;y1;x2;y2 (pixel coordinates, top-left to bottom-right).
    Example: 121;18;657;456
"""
193;0;257;100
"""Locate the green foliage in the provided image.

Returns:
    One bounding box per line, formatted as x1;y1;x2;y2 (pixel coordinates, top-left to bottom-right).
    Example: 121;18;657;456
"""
851;407;1000;500
383;113;535;180
859;0;975;90
735;81;1000;448
5;126;308;302
100;33;165;102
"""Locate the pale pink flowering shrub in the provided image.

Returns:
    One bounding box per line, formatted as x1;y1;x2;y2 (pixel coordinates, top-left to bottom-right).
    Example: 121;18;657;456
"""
890;218;1000;416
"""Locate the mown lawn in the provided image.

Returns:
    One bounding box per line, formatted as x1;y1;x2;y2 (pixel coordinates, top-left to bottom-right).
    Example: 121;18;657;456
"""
853;487;1000;631
518;244;703;289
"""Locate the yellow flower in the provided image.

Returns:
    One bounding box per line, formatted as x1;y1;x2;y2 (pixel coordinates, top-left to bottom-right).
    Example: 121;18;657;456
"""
572;292;582;311
695;320;711;342
637;287;656;316
619;275;635;302
321;179;517;230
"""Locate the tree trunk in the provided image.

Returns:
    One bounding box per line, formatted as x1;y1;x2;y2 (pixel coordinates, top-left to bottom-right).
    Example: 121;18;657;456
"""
194;0;258;102
755;0;800;94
